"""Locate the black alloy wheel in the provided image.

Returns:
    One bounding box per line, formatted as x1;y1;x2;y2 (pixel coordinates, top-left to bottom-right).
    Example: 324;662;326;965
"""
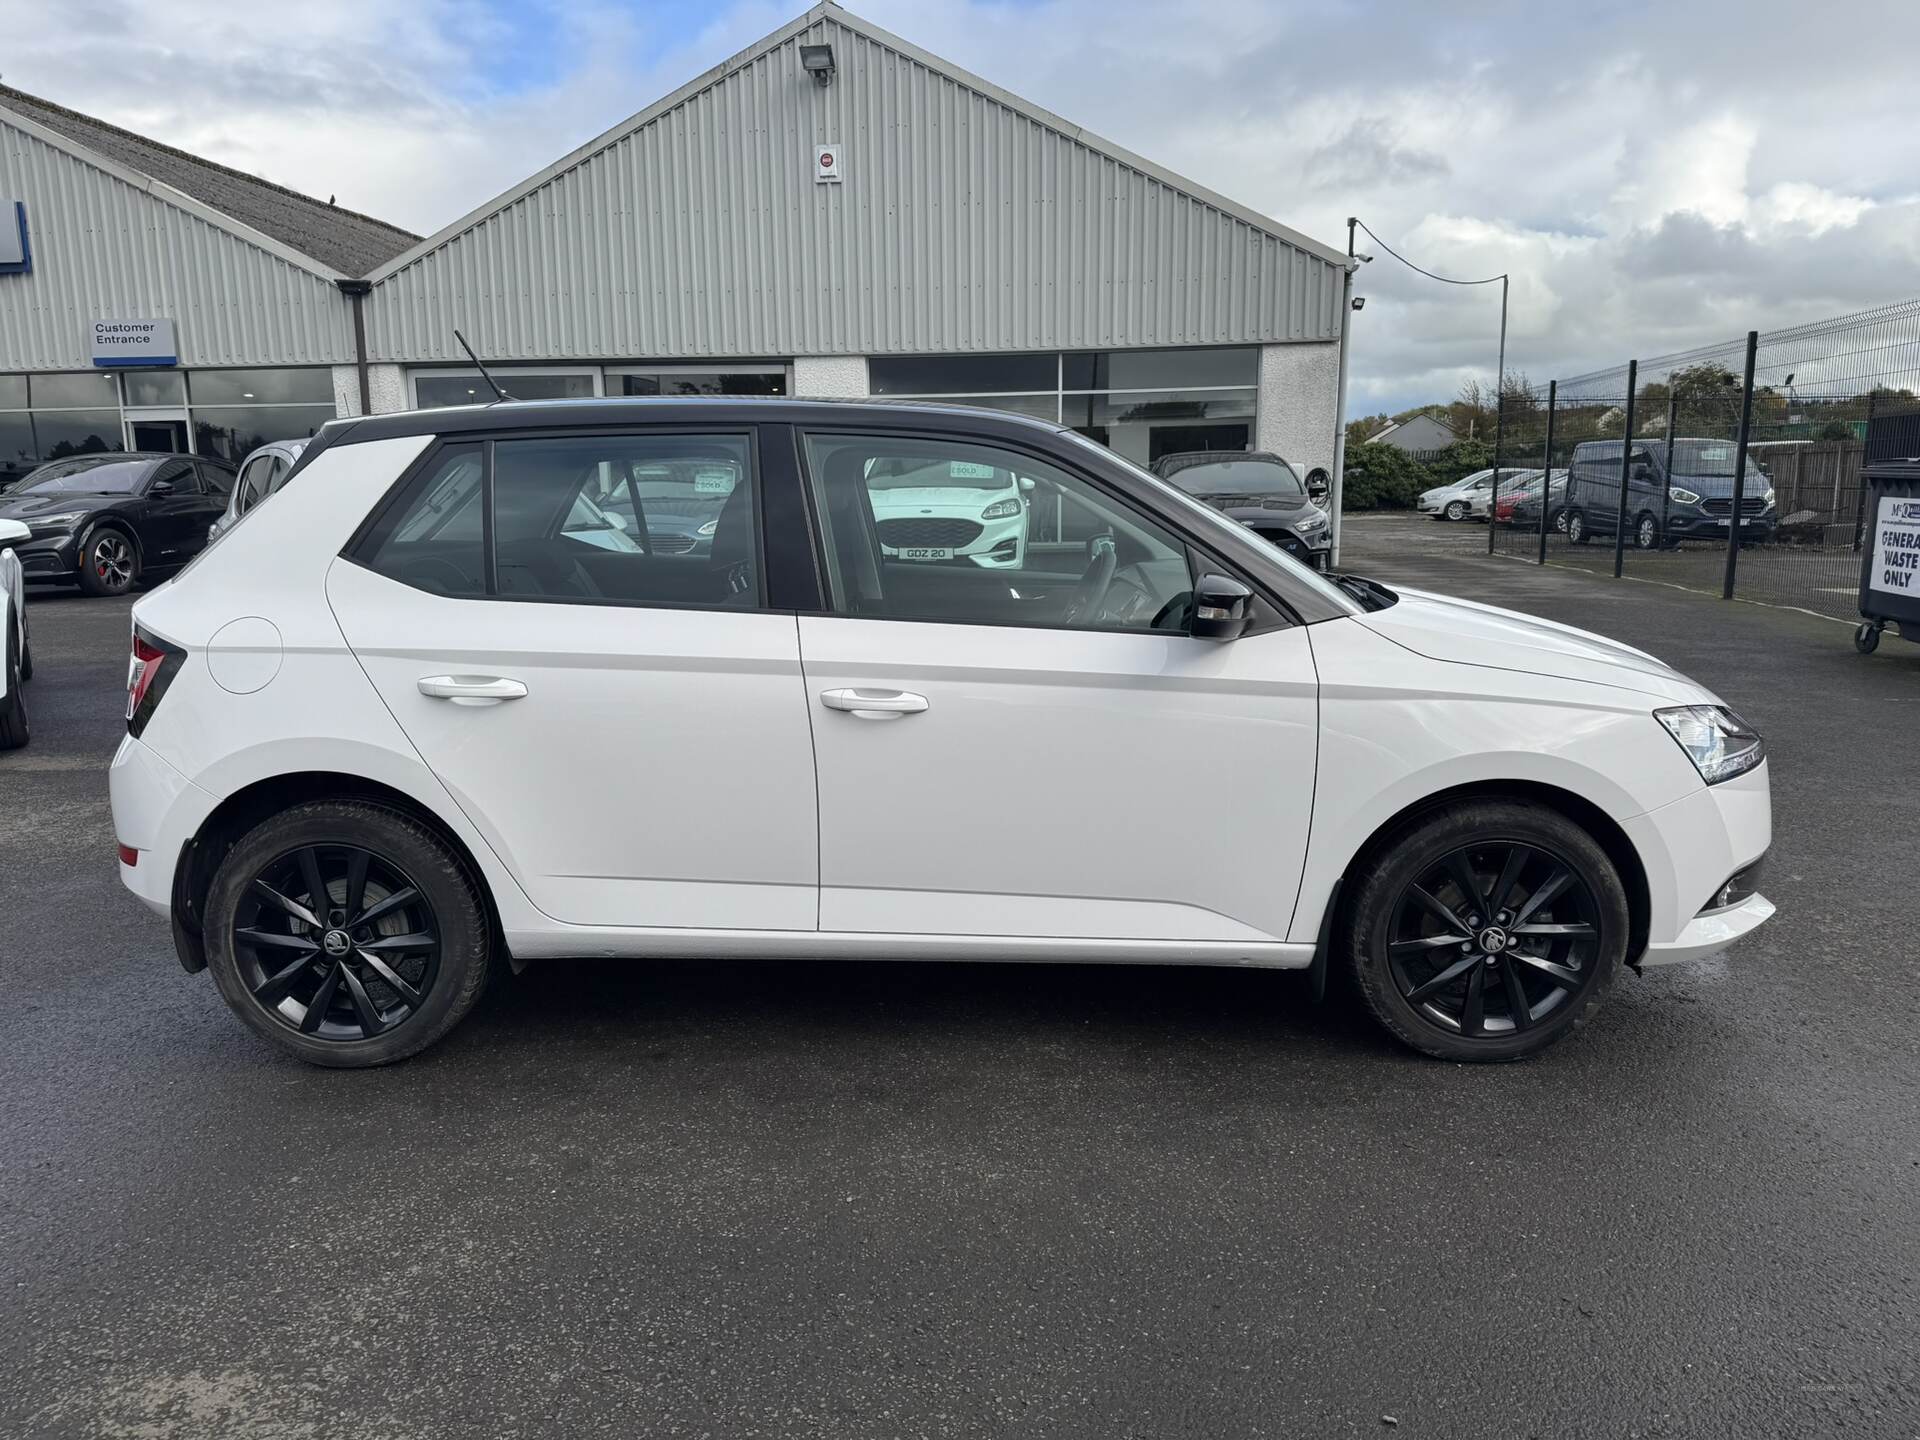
233;844;442;1041
1385;841;1603;1040
1346;800;1627;1061
81;530;137;596
204;801;492;1066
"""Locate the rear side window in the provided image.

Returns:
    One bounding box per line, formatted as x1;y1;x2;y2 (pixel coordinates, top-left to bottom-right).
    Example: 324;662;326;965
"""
352;433;760;609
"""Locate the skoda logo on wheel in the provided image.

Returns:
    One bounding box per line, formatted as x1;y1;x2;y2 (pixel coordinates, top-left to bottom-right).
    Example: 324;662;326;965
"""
322;929;352;957
1478;926;1510;954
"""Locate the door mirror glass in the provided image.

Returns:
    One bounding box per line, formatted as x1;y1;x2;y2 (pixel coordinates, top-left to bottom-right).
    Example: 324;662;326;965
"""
1306;472;1330;500
1017;475;1035;494
1190;573;1252;641
149;478;174;496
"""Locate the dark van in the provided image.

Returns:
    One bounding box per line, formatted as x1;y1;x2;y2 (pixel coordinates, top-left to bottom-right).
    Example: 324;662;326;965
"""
1563;438;1775;550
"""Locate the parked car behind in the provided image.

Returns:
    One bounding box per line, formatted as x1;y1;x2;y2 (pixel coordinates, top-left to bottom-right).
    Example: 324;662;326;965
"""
1497;469;1570;530
0;452;236;595
1418;468;1535;522
110;397;1774;1071
1562;439;1776;550
1153;450;1331;569
0;515;31;748
209;439;307;543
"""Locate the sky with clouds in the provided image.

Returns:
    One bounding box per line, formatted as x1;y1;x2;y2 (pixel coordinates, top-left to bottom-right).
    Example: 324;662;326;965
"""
7;0;1919;412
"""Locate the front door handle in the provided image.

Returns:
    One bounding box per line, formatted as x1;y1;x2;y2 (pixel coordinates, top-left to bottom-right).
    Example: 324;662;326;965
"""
820;687;928;719
418;674;528;706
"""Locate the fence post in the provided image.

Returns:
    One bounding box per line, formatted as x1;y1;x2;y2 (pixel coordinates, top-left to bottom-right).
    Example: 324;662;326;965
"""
1660;395;1678;543
1854;391;1876;552
1536;380;1556;564
1721;330;1759;599
1612;360;1638;578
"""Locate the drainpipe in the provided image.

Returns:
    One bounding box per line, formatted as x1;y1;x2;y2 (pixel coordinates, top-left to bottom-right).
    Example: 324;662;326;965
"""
335;278;372;416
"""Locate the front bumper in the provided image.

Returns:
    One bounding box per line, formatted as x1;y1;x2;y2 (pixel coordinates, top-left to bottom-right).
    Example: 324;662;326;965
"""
15;533;81;581
1640;892;1775;966
1620;761;1773;967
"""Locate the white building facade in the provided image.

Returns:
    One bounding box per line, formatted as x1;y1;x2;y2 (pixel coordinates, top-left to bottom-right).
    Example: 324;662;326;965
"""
1;3;1346;488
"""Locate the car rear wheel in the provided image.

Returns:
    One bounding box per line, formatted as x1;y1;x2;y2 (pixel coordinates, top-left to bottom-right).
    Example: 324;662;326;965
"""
0;624;28;750
78;528;138;597
1346;800;1627;1061
1551;507;1569;534
1444;500;1467;521
1634;513;1660;550
204;801;492;1067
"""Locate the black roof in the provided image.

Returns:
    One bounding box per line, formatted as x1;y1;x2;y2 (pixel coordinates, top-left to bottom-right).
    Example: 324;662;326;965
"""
0;84;419;277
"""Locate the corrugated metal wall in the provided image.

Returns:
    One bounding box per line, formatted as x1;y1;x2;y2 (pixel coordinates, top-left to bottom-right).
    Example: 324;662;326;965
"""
0;115;354;370
367;16;1342;363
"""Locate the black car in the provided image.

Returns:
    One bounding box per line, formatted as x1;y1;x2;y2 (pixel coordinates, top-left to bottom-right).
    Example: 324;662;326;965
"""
0;452;236;595
1152;450;1332;568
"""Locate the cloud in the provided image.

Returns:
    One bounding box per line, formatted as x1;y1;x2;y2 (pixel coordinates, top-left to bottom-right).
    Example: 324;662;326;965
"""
4;0;1919;411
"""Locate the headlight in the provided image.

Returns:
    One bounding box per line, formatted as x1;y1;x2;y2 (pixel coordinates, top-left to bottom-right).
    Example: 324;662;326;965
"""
1668;487;1701;505
697;519;718;536
1296;509;1327;532
1763;487;1775;507
29;510;87;533
1655;705;1765;785
980;498;1022;520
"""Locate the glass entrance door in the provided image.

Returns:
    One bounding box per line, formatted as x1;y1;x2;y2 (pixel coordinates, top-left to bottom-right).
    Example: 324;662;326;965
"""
129;417;190;452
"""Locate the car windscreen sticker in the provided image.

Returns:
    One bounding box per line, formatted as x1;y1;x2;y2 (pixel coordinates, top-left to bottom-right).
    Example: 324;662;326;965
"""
693;471;735;494
949;461;996;479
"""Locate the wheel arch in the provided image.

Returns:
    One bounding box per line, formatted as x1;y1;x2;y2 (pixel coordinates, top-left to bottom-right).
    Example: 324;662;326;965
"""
170;770;509;975
1315;779;1651;974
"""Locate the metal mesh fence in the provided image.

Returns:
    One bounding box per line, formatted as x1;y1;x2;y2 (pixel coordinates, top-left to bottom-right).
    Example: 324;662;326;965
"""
1480;298;1920;621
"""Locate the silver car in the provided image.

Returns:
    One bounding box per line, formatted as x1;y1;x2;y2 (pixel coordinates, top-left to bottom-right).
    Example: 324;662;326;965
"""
208;439;308;543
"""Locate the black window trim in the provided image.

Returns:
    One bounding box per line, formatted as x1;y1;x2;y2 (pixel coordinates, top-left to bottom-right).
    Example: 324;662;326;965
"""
791;422;1297;639
343;424;784;617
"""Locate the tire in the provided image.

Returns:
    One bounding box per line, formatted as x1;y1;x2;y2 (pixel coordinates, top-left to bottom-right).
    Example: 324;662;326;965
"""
17;630;30;683
1567;510;1589;545
1346;800;1628;1062
1551;507;1568;534
1855;623;1881;655
1633;513;1660;551
0;623;28;750
1444;500;1467;521
204;801;492;1067
78;526;139;597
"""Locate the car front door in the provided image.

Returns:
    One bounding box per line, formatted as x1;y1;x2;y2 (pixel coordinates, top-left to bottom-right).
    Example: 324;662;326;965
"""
137;458;205;562
795;427;1318;947
327;429;819;931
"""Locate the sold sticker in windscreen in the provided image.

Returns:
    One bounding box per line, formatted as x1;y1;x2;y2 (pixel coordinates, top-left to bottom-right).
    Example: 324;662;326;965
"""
1872;497;1920;595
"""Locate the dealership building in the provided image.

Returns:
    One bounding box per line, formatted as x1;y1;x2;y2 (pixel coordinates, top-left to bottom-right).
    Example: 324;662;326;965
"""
0;3;1347;489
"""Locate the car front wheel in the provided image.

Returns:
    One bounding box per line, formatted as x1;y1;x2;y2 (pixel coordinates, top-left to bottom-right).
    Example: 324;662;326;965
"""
204;800;493;1067
1566;510;1588;545
0;623;27;750
79;528;139;597
1345;800;1628;1061
1444;500;1467;521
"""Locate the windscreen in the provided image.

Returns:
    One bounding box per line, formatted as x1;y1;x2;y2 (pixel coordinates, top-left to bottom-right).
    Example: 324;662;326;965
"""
1671;441;1766;477
1170;458;1305;497
18;459;149;494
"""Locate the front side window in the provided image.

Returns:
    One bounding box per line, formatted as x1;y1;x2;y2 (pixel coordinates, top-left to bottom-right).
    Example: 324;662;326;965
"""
802;431;1193;633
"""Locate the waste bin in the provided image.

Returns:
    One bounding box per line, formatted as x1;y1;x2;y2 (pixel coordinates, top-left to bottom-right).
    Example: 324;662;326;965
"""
1856;457;1920;654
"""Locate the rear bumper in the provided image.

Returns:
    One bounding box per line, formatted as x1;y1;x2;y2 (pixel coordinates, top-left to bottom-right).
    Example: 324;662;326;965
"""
110;732;214;919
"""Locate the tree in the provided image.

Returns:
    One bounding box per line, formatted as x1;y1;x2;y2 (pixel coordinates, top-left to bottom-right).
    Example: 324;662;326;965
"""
1345;412;1392;450
1341;442;1431;511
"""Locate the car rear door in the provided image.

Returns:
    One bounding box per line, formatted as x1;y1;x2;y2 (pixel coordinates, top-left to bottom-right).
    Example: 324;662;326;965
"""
326;426;820;931
794;425;1318;947
138;458;204;561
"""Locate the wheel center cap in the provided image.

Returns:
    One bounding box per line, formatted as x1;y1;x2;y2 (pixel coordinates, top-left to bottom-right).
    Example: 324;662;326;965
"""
322;929;352;958
1478;926;1509;954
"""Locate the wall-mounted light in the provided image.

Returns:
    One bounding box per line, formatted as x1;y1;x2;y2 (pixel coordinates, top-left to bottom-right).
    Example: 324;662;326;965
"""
800;43;835;86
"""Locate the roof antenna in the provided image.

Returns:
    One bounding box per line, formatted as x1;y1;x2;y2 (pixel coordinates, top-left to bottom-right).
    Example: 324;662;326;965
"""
453;329;513;402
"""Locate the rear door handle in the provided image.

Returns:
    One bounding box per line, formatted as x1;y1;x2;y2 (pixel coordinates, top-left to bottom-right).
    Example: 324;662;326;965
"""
418;675;528;706
820;687;928;718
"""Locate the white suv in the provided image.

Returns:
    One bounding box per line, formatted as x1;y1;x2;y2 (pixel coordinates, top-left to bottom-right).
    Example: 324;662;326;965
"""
110;400;1775;1067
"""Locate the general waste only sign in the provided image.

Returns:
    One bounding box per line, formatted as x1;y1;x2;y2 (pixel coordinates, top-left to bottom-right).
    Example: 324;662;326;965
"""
90;318;177;367
1870;496;1920;596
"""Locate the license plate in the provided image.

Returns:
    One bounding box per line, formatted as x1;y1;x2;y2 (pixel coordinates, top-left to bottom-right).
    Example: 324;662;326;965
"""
898;546;953;561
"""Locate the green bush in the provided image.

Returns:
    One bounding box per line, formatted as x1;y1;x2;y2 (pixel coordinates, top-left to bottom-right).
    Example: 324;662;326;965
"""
1342;442;1431;510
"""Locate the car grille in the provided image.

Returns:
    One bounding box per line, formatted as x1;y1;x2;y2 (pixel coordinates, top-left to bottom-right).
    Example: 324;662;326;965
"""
1701;497;1767;516
648;532;698;554
877;518;983;548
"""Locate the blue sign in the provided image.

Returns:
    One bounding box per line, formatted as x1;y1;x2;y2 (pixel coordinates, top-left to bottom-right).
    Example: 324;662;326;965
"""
0;201;28;275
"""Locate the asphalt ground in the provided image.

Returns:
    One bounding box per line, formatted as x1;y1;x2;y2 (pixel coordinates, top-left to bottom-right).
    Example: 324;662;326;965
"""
4;527;1918;1439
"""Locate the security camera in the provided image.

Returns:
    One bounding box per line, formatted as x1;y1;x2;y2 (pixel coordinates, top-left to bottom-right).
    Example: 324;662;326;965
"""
1351;296;1366;311
1356;253;1373;264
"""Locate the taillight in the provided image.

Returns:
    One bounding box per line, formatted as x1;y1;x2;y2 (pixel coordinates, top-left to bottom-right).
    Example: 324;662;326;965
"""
127;624;184;737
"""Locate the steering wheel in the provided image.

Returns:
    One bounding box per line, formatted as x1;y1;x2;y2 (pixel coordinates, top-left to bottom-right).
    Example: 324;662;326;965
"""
1062;536;1117;625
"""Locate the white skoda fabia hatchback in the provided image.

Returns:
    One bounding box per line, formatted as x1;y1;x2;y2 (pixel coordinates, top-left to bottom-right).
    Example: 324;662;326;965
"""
110;400;1774;1067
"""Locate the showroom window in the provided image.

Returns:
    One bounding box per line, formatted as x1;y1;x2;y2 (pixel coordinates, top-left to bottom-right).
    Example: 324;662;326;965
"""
606;366;786;397
187;368;338;463
411;368;599;409
0;371;126;487
866;348;1260;536
410;365;791;409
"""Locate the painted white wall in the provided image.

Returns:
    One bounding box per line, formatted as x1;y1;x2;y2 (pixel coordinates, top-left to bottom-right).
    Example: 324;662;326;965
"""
330;365;360;418
792;355;869;399
367;364;408;414
1255;341;1340;477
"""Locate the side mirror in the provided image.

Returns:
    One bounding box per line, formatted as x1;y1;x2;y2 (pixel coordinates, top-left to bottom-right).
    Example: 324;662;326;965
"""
1306;473;1330;501
1017;476;1035;494
0;518;28;546
150;479;175;496
1190;573;1253;642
